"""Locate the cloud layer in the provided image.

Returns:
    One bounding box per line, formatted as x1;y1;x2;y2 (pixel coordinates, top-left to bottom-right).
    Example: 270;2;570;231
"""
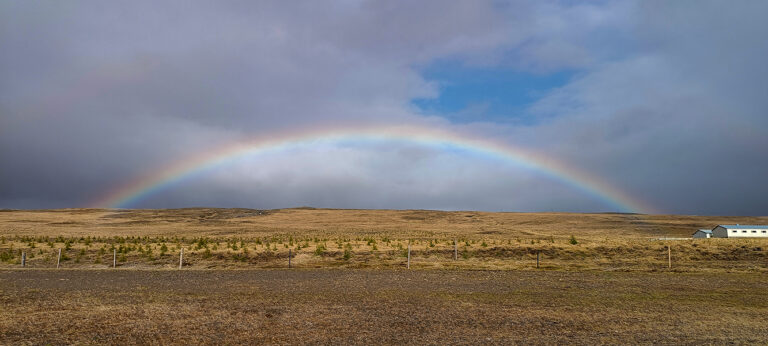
1;1;766;214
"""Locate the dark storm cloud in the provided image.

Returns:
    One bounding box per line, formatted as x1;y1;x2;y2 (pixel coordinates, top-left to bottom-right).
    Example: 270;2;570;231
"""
1;1;766;214
522;1;768;215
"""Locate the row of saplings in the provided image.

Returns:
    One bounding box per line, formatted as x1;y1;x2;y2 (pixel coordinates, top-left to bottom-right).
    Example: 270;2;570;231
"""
0;234;582;265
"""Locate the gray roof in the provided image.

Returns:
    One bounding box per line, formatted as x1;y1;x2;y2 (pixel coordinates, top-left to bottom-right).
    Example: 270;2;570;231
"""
717;225;768;230
696;229;712;233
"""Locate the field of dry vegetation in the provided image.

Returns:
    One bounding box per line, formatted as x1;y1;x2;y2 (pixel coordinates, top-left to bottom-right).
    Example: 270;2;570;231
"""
3;269;767;344
1;208;767;271
2;208;767;344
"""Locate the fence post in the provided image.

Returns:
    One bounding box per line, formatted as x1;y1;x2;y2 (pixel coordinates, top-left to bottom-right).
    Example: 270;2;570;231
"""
113;248;116;268
22;251;26;267
56;248;61;269
668;245;671;269
179;248;184;270
537;251;540;269
407;243;411;269
288;249;292;269
454;239;458;261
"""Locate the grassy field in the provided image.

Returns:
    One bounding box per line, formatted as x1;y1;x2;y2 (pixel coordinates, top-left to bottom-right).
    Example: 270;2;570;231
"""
1;208;767;271
2;208;767;344
4;207;768;239
2;269;767;344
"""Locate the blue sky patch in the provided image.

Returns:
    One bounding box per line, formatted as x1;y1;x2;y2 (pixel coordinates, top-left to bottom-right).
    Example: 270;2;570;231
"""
412;61;574;124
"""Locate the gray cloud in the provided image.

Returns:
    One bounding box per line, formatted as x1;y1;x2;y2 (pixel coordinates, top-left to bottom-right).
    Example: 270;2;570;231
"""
1;1;766;214
521;1;768;214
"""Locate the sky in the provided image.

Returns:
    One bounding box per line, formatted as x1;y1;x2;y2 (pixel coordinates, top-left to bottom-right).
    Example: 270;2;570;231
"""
1;1;767;215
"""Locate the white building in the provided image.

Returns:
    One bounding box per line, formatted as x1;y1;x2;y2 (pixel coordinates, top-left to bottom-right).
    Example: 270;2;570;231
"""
711;225;768;238
692;229;712;238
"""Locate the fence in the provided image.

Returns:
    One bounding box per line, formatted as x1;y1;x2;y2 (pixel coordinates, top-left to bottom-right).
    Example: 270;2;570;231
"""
2;237;766;272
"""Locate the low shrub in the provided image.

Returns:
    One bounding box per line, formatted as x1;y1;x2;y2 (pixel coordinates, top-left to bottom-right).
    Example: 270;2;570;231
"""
315;244;326;256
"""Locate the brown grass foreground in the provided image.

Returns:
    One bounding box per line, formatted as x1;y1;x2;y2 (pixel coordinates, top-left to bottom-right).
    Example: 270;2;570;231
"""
1;269;767;344
1;208;768;271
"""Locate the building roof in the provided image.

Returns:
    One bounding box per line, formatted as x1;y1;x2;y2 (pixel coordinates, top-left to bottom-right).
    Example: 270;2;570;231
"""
717;225;768;230
696;229;712;233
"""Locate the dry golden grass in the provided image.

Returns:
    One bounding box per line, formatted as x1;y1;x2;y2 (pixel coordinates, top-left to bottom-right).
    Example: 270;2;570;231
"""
1;208;767;272
3;208;768;344
2;270;767;344
3;207;767;239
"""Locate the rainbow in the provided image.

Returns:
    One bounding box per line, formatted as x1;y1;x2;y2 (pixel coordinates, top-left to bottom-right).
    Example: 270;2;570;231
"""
90;124;656;213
